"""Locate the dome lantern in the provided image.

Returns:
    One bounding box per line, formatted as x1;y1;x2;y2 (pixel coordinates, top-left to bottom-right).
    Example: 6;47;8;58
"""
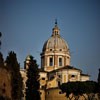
52;19;60;36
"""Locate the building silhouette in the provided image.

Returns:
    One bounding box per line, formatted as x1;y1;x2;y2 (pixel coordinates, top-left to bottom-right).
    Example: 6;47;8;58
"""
21;21;89;100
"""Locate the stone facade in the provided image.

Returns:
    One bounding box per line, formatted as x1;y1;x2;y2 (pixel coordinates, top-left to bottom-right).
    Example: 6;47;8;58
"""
20;21;90;100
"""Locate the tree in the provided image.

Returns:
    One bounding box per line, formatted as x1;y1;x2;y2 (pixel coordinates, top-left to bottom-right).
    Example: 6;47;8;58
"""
60;81;85;100
5;51;23;100
0;52;4;67
0;95;11;100
25;55;40;100
83;81;97;100
60;81;98;100
97;69;100;98
98;69;100;84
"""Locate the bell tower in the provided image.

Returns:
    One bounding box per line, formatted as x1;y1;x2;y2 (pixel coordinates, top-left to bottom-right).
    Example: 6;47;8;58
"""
24;55;33;70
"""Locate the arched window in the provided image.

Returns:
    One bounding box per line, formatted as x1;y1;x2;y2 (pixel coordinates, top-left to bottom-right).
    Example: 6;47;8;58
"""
49;57;53;66
59;58;62;66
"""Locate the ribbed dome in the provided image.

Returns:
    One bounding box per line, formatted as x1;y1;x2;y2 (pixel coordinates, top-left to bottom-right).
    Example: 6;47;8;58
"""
42;35;69;52
42;22;69;53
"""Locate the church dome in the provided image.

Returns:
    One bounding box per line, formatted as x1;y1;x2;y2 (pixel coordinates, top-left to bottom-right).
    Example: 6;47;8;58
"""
42;21;69;53
41;21;71;71
25;55;33;61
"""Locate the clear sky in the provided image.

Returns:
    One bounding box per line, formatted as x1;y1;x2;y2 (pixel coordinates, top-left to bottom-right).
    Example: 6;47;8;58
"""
0;0;100;81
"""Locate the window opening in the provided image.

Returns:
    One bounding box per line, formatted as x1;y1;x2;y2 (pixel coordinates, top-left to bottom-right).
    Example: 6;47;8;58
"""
59;91;62;94
42;78;45;80
49;57;53;66
71;75;75;77
59;58;62;66
50;49;52;51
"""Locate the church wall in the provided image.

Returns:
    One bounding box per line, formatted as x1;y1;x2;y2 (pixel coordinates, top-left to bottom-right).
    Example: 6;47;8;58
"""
20;70;27;100
45;88;67;100
60;70;81;83
47;77;58;89
61;70;69;83
40;89;45;100
66;55;70;65
54;55;58;68
67;70;81;81
80;75;89;81
43;51;71;72
39;72;47;87
64;56;66;66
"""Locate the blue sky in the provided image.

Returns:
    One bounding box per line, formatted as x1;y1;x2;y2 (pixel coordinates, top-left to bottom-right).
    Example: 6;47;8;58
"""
0;0;100;81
